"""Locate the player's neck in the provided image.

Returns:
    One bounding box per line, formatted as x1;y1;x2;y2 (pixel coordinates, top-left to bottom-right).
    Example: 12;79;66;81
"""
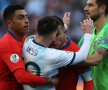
9;29;25;42
95;16;107;34
35;36;51;47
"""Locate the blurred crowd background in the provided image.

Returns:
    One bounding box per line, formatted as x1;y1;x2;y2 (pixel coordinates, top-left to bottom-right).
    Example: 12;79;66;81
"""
0;0;87;44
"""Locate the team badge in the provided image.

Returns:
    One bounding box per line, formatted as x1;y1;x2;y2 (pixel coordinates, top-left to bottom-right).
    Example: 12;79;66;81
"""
97;37;102;44
10;53;19;63
104;37;108;43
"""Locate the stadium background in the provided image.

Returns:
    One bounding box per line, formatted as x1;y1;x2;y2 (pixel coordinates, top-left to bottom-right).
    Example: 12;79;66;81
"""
0;0;87;90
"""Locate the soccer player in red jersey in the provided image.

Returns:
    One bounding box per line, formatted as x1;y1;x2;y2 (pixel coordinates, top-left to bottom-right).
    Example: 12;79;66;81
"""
50;13;94;90
0;4;58;90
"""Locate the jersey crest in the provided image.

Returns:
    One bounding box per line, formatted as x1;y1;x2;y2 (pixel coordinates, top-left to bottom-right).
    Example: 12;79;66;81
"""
10;53;19;63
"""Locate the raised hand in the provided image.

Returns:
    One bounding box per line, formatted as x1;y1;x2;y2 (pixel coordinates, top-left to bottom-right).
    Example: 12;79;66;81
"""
80;18;94;34
63;12;72;26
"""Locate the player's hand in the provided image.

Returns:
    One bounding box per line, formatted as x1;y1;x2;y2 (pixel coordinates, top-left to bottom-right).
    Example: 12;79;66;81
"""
80;18;94;34
63;12;72;26
86;51;103;65
46;76;59;86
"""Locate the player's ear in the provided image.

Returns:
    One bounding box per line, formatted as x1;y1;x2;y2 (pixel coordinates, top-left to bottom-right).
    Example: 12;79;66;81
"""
51;31;57;41
5;20;12;28
99;5;106;14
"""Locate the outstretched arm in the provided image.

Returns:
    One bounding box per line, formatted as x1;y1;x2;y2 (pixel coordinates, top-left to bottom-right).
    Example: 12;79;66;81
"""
71;18;94;64
14;68;59;86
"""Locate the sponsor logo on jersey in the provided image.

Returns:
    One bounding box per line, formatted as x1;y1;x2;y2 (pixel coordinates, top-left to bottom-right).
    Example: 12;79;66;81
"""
10;53;19;63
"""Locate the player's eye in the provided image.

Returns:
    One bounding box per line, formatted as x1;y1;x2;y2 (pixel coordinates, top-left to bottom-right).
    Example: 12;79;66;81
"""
17;16;24;20
87;3;94;7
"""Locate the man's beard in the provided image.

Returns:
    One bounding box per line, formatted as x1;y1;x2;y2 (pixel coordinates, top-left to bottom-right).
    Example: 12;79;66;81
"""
91;13;101;22
85;10;102;22
91;9;102;22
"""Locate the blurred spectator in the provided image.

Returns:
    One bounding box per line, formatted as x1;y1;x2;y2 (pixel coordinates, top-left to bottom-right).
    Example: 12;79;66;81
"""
25;0;47;16
0;0;9;38
0;0;10;17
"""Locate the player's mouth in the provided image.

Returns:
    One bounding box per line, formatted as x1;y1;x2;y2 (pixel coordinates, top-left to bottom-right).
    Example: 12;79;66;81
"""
24;25;29;30
85;12;90;18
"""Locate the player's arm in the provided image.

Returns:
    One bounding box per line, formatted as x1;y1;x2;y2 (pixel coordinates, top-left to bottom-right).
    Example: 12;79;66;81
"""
70;18;94;65
85;47;107;65
51;18;93;67
14;69;58;86
2;48;58;87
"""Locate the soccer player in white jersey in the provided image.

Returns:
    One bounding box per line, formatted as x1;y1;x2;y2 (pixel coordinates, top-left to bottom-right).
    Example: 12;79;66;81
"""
23;16;101;90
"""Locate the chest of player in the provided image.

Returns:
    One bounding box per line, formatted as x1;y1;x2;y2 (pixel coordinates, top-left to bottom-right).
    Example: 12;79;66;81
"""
89;29;108;55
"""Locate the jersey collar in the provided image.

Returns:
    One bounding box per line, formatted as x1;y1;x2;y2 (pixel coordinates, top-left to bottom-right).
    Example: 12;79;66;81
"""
7;30;19;41
61;37;71;50
32;39;46;47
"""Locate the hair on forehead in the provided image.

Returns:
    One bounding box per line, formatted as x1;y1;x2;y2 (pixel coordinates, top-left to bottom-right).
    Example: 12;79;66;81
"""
3;4;24;20
37;16;58;35
52;16;64;27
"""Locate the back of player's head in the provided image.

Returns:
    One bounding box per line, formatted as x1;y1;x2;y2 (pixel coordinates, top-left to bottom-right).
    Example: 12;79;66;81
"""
96;0;108;15
52;16;64;28
3;4;24;20
37;16;58;35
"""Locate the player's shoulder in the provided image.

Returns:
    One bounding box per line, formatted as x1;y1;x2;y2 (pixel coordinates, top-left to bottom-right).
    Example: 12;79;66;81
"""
0;33;16;51
0;33;9;45
46;48;67;57
104;21;108;30
25;35;36;43
70;41;78;46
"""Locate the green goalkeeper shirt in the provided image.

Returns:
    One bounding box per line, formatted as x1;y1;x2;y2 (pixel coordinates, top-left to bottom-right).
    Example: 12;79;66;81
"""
78;21;108;90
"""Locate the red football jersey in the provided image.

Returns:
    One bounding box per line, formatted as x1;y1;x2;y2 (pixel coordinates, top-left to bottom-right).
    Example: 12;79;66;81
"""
0;31;25;90
56;38;90;90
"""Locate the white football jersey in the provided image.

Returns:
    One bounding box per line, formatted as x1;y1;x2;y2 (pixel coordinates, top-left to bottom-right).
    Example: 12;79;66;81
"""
23;39;75;77
23;34;92;90
23;39;76;90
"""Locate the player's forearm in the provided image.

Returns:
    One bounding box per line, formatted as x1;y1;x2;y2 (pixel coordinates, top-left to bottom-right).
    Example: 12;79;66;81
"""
73;34;92;64
14;69;47;86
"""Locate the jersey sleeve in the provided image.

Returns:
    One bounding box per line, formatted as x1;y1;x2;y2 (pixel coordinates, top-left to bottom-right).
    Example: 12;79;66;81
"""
1;44;25;72
46;48;75;69
48;34;92;68
73;34;92;64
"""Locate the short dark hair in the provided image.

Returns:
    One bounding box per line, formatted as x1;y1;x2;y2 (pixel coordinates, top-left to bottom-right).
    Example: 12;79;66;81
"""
96;0;108;15
37;16;58;35
3;4;24;20
52;16;64;28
